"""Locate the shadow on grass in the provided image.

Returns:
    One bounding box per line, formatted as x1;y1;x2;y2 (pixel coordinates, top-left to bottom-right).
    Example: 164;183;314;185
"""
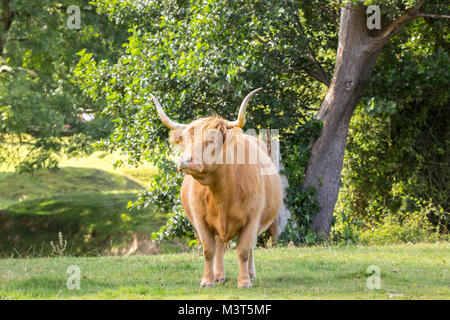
0;190;169;257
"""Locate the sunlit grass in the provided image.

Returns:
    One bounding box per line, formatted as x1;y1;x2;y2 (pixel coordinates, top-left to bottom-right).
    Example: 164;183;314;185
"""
58;151;157;187
0;167;142;206
0;149;158;210
0;243;448;300
0;134;157;188
0;143;164;257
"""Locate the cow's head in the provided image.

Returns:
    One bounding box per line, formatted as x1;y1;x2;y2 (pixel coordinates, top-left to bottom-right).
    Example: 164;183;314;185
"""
150;88;262;180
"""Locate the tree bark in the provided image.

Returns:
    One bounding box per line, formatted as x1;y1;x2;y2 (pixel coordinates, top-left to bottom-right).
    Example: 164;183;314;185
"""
303;4;382;236
303;2;427;237
1;0;13;57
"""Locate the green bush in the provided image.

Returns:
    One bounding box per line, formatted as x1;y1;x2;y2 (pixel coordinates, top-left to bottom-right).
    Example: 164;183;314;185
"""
333;195;447;245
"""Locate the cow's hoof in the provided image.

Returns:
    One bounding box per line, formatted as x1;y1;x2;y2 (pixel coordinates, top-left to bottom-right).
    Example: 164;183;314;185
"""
249;273;256;279
200;281;214;288
214;274;226;283
238;282;252;289
214;277;226;284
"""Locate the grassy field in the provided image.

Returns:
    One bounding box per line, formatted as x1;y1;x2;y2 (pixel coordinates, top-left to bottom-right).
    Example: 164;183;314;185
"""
0;151;158;206
0;151;177;257
1;145;448;300
0;243;448;299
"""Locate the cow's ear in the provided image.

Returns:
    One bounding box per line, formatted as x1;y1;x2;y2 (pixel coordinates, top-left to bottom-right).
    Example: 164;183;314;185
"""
169;128;184;145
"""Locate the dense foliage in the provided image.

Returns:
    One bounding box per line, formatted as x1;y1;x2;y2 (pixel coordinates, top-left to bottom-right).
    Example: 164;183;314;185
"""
72;0;448;244
0;0;127;171
334;16;449;243
75;0;337;244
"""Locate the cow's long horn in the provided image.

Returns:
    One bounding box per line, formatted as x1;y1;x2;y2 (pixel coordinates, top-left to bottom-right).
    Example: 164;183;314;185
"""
150;94;186;130
227;88;263;128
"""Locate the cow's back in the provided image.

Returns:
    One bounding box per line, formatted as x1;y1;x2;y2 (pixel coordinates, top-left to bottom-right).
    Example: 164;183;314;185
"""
242;133;282;233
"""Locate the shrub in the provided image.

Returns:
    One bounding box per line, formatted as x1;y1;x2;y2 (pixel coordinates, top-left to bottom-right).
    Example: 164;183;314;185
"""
333;195;447;245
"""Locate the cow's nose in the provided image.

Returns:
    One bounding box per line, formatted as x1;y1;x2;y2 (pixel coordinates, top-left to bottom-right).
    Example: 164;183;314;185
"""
182;156;193;164
178;156;193;170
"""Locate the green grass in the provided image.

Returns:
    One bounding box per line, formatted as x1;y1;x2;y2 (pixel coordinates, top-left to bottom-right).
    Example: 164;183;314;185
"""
0;167;142;204
0;151;170;257
0;151;157;208
0;243;448;299
58;151;157;187
1;142;447;300
0;192;173;257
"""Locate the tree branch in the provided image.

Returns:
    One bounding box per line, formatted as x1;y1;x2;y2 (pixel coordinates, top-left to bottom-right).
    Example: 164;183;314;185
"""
418;12;450;19
0;65;38;76
289;2;332;86
369;0;426;51
0;65;12;73
286;63;331;87
305;69;331;87
305;54;331;86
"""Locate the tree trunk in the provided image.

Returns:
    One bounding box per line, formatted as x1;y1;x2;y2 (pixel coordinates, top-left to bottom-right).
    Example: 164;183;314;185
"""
303;0;425;236
1;0;13;57
304;4;383;236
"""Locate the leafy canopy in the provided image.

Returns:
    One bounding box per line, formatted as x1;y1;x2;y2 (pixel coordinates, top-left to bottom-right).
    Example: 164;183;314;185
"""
0;0;128;170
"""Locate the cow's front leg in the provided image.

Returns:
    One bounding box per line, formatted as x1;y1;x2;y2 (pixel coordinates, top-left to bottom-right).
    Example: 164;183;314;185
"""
236;224;258;288
214;236;226;283
196;220;216;287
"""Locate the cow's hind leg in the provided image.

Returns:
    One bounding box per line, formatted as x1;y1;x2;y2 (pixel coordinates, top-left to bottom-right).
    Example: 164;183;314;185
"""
214;236;226;283
248;243;256;279
236;223;258;288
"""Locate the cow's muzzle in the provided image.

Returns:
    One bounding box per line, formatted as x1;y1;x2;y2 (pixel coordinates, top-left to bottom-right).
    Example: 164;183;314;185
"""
177;156;202;174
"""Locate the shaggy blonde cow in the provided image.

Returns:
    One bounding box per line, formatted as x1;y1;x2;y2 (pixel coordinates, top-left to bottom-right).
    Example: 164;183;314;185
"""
151;89;282;288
